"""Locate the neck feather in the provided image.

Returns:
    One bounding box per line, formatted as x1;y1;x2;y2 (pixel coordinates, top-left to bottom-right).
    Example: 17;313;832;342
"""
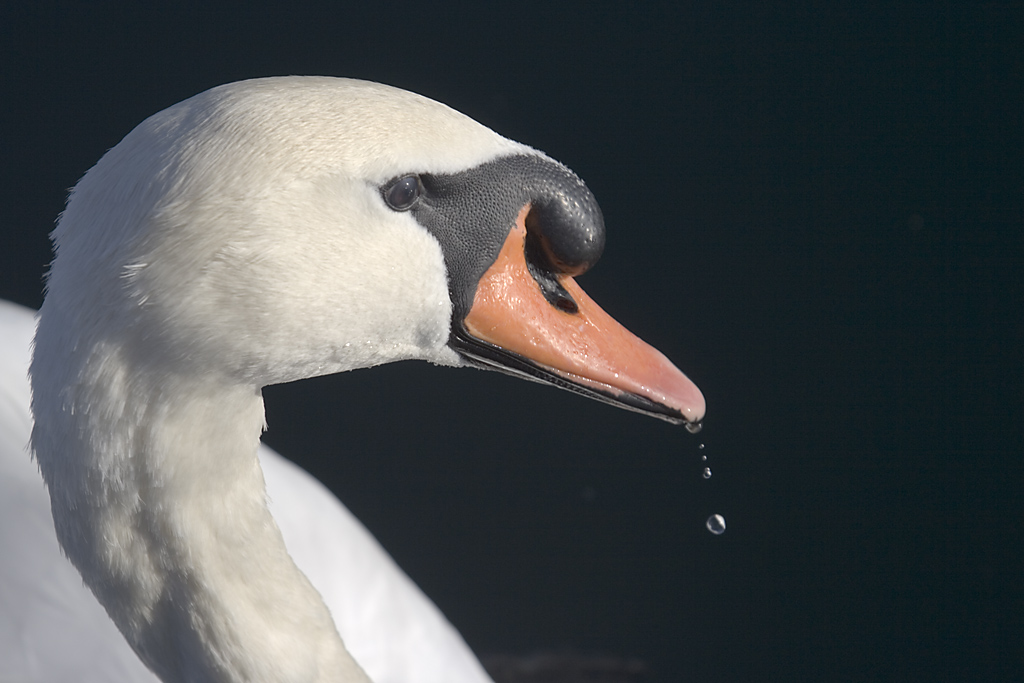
31;319;369;683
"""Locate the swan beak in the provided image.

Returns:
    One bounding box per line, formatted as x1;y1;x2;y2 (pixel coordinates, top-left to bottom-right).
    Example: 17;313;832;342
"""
453;207;705;426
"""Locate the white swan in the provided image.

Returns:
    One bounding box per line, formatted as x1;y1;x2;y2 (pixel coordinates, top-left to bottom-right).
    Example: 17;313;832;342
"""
13;77;704;683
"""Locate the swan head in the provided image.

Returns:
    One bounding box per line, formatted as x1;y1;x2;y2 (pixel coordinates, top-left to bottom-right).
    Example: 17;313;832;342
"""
44;76;704;424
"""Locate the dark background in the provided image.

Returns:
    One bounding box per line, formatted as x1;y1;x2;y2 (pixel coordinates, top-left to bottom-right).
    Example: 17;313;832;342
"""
2;3;1020;681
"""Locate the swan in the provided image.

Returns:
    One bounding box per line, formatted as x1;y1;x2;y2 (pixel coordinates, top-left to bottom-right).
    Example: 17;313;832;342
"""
12;76;704;683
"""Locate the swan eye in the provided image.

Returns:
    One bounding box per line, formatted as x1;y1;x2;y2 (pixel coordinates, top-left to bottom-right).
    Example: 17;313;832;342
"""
383;175;422;211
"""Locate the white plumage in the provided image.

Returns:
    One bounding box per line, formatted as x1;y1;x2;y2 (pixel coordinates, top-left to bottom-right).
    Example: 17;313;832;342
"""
1;299;490;682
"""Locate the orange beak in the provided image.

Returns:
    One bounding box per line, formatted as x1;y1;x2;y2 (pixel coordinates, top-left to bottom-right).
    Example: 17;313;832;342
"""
455;206;705;426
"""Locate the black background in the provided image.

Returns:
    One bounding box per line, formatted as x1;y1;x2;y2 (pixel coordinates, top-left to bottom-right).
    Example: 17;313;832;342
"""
2;3;1020;681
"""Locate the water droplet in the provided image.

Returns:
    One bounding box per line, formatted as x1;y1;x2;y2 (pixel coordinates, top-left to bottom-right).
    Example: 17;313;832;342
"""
706;514;726;535
685;420;703;434
701;454;707;461
698;443;705;450
702;467;712;479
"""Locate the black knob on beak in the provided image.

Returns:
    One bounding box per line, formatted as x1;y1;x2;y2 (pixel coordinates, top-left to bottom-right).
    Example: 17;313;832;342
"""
525;166;605;277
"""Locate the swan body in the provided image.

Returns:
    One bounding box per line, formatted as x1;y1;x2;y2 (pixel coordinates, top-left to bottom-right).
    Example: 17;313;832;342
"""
19;77;704;682
1;299;487;682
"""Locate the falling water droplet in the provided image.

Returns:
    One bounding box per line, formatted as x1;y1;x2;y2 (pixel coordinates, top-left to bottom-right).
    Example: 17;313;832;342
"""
706;514;726;535
685;421;703;434
701;454;707;461
698;443;705;449
702;467;712;479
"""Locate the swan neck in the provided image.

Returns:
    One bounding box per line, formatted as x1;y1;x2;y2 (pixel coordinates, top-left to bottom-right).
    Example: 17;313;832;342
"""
31;332;368;683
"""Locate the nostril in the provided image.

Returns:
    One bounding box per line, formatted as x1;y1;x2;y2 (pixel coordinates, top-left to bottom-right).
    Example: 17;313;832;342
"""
524;229;582;315
555;297;579;314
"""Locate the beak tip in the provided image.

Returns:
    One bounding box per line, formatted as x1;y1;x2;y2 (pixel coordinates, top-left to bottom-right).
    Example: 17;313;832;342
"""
656;361;705;424
681;385;706;425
